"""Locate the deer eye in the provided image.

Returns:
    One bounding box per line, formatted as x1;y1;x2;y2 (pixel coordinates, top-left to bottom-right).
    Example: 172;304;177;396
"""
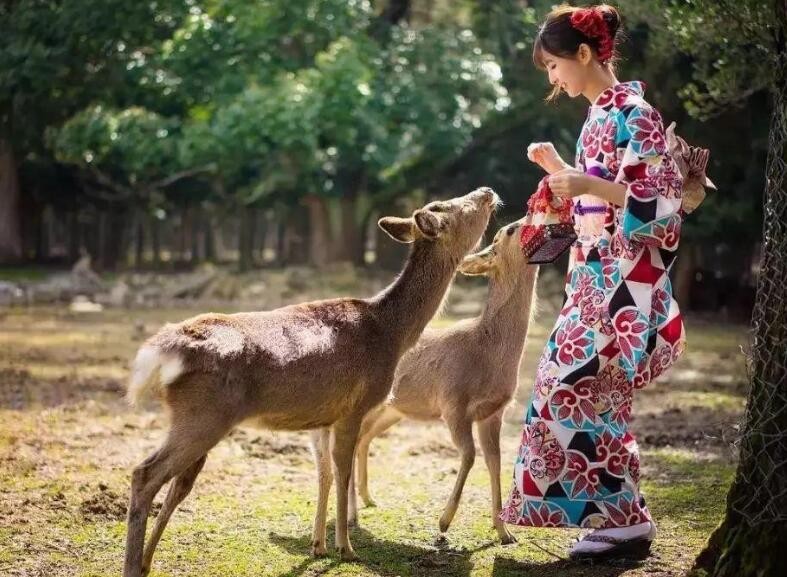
506;225;518;236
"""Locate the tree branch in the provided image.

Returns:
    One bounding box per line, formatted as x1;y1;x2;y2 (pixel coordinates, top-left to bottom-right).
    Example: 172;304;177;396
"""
148;164;215;191
86;166;134;199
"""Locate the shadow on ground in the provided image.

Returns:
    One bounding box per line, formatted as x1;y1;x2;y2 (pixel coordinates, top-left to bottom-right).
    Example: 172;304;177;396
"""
269;525;644;577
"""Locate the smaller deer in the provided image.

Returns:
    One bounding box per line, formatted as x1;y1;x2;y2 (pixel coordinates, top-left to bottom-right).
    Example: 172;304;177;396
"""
349;216;538;544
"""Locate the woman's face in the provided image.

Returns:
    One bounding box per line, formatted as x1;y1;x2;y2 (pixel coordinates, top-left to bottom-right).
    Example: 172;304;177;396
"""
541;49;589;99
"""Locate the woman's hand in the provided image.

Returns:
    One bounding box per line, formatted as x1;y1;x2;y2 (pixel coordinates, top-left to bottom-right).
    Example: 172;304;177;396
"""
548;168;592;199
549;169;628;206
527;142;569;174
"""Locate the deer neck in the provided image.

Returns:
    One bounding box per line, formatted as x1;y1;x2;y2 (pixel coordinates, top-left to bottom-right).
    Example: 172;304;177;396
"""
374;241;459;352
479;265;539;350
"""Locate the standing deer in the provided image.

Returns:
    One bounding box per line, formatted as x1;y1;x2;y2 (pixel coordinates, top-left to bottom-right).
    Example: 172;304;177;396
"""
347;216;538;544
122;188;498;577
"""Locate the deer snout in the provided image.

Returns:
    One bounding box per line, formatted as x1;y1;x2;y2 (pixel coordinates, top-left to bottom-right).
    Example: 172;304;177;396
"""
471;187;500;208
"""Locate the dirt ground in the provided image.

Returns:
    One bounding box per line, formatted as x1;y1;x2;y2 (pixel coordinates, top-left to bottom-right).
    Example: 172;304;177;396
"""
0;306;747;577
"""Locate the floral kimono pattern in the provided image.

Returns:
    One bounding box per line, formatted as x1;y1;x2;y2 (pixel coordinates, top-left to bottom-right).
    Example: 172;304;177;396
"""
500;81;686;529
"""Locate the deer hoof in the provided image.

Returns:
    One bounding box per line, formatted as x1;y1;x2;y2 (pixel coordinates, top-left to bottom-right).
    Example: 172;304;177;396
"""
337;546;358;562
348;515;359;528
311;542;328;557
361;496;377;508
500;531;517;545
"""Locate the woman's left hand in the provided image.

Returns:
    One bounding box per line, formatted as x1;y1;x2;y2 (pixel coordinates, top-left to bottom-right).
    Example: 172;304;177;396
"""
548;168;592;199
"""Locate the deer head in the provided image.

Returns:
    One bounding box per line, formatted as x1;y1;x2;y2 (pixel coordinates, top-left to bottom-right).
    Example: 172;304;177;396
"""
458;215;532;280
378;187;500;262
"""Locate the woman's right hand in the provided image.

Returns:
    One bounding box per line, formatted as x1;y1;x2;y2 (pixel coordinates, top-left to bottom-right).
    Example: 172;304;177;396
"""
527;142;569;174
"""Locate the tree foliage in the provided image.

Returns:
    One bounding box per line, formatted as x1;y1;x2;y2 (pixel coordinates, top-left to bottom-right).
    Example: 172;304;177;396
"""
0;0;772;279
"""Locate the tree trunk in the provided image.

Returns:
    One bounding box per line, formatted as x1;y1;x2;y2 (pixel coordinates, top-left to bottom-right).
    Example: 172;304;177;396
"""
100;208;127;271
276;211;288;265
0;138;23;262
33;204;49;262
190;206;203;265
254;210;270;265
694;8;787;574
94;211;107;270
336;193;362;264
150;216;162;268
211;215;227;263
674;243;698;309
303;195;331;268
238;207;255;272
203;213;216;262
135;213;145;268
356;205;377;266
281;204;308;265
179;208;192;265
68;210;80;263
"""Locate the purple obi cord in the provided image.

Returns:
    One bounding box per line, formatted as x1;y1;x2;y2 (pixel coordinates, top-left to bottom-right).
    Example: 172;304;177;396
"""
574;201;608;216
575;167;610;216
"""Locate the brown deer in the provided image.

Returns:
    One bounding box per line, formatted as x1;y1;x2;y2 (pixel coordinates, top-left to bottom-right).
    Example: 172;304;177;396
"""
122;188;498;577
345;216;538;544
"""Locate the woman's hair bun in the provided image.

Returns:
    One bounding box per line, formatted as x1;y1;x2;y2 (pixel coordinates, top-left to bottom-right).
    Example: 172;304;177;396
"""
596;4;621;39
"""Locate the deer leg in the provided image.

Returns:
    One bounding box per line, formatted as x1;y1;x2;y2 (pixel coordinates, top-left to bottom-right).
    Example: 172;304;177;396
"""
124;411;232;577
309;428;332;557
439;416;475;534
348;446;358;527
356;406;402;508
141;455;208;572
331;416;363;561
477;410;516;544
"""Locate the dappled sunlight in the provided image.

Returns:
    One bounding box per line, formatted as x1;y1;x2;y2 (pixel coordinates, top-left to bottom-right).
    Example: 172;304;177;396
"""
0;308;742;575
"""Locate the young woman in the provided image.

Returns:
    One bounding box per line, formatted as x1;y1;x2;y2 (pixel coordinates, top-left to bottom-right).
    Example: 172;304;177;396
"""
500;4;686;560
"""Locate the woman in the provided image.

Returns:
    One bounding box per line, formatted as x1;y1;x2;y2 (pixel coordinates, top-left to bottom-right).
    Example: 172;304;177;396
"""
499;4;686;560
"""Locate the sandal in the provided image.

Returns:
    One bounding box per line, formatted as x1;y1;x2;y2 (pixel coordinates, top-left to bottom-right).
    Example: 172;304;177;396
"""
569;522;656;561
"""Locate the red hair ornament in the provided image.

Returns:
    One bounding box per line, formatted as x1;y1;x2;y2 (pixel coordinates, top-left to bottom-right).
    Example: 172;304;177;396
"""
520;177;577;264
570;7;614;64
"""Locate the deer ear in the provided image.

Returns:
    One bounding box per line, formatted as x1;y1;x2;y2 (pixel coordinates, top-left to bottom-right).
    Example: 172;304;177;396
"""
378;216;415;243
413;210;441;240
458;244;495;276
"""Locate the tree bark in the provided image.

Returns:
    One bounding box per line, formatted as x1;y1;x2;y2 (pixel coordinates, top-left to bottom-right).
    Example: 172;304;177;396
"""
100;208;128;271
694;6;787;574
674;243;698;309
147;215;160;268
0;138;23;262
238;207;255;272
181;207;192;265
68;210;80;263
337;193;362;264
203;213;216;262
33;204;49;262
356;205;376;267
303;195;331;268
135;213;145;268
190;206;202;265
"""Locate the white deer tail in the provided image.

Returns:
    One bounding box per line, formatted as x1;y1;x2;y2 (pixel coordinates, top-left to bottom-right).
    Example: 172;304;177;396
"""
127;345;184;406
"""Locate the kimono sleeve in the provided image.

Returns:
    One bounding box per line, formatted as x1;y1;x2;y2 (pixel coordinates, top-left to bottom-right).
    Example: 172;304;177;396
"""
613;103;684;251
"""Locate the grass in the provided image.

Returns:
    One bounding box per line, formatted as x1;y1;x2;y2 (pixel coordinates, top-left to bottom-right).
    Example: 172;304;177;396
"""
0;306;748;577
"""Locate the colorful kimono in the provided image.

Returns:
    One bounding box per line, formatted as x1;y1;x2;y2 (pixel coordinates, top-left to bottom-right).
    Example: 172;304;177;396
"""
500;81;686;529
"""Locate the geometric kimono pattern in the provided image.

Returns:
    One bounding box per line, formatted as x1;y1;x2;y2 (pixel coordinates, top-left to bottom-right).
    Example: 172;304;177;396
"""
500;82;687;528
